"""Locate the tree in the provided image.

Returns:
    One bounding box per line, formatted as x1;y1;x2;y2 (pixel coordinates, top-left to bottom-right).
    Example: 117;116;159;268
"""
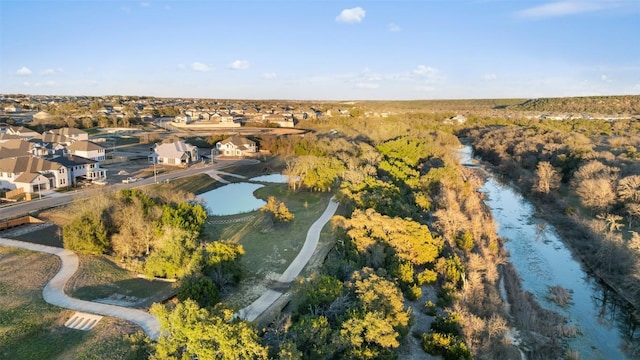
534;161;561;194
151;300;268;360
144;227;200;279
62;213;110;255
575;178;616;212
339;312;400;359
261;196;294;223
177;275;219;308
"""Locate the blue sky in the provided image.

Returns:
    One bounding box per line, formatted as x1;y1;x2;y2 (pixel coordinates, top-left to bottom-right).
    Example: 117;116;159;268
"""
1;0;639;100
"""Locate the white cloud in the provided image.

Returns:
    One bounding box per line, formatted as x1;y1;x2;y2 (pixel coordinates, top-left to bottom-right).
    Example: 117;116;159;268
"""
140;2;151;7
263;72;277;79
229;60;249;70
354;82;379;89
41;68;63;76
336;7;366;24
601;74;612;82
516;1;609;19
191;62;212;72
23;82;31;87
388;22;401;32
16;66;32;76
177;64;186;70
483;73;497;81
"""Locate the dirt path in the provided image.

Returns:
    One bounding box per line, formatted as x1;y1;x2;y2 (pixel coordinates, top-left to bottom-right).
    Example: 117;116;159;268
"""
0;237;161;340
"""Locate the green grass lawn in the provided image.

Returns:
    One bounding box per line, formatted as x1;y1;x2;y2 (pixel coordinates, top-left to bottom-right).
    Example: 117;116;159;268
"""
0;247;139;359
205;184;334;308
67;255;177;308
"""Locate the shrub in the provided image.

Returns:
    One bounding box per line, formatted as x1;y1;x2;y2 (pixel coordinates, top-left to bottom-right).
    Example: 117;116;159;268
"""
178;276;219;308
424;301;437;316
422;331;472;360
456;231;474;252
417;269;438;285
406;284;422;301
437;283;458;308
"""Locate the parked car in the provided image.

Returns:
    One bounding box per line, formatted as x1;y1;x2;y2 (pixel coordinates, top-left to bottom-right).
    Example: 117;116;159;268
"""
92;179;108;186
122;177;138;184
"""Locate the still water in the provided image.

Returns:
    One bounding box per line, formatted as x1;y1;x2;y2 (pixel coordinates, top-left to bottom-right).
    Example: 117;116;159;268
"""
459;145;636;359
198;183;265;216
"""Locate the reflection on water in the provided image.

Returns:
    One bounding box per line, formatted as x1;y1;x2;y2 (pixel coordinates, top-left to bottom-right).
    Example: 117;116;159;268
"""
198;183;265;216
459;145;638;359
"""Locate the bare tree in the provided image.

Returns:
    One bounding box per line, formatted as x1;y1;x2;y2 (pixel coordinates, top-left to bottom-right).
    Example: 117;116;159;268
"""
534;161;561;194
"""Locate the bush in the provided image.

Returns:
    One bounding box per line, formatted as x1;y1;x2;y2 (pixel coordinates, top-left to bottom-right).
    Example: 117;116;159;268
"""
437;283;458;308
406;284;422;301
177;276;219;308
424;301;437;316
430;312;462;337
422;331;472;360
417;269;438;285
62;213;110;254
456;231;474;252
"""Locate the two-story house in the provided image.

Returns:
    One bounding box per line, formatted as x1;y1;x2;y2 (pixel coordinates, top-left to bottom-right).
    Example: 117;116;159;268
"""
215;135;257;157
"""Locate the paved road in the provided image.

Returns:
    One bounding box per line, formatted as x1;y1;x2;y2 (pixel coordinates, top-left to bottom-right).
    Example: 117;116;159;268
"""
0;158;259;221
237;196;339;321
0;237;161;340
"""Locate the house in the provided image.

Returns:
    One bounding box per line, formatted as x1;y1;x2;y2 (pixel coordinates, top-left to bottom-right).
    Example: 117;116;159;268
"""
48;127;89;142
149;140;199;166
174;114;192;123
0;139;49;158
49;154;106;185
66;140;106;161
0;156;68;193
216;135;257;157
6;126;40;139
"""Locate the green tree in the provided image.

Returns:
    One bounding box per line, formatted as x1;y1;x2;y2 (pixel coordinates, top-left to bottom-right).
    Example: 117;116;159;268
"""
151;300;268;360
177;275;219;308
62;213;110;254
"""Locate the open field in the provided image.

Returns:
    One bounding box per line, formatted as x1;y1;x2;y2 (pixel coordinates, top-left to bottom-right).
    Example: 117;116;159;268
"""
0;247;139;359
206;183;334;309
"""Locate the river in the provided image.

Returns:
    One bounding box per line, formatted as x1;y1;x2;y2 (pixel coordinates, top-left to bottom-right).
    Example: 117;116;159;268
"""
459;145;637;359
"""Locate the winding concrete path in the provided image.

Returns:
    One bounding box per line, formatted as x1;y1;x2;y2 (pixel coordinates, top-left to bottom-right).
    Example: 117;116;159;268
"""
0;237;161;340
0;194;339;338
237;196;339;321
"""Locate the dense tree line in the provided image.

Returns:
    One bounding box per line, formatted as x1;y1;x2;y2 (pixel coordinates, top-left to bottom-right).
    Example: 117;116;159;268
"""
256;124;528;359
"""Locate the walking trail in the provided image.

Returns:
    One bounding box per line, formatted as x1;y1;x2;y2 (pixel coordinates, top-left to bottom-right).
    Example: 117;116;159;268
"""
0;195;339;340
237;196;339;321
0;237;161;340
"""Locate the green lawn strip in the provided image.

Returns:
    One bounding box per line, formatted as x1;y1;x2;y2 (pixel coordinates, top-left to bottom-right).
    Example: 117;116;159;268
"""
67;255;175;305
0;247;135;359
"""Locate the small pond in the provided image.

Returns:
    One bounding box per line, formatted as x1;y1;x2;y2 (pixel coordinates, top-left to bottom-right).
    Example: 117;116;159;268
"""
198;183;265;216
250;174;288;183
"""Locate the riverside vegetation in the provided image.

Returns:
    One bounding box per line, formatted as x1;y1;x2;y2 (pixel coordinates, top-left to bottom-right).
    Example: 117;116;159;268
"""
2;95;639;359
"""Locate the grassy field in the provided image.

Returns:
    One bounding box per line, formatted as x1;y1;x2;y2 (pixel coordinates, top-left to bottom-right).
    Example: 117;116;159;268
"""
0;247;139;359
67;255;177;308
206;183;334;308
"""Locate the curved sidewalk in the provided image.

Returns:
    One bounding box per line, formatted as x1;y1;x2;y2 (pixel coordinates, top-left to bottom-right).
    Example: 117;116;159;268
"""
237;196;339;321
0;237;161;340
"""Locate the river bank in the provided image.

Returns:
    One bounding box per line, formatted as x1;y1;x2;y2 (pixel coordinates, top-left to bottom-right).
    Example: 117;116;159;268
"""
460;144;639;358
